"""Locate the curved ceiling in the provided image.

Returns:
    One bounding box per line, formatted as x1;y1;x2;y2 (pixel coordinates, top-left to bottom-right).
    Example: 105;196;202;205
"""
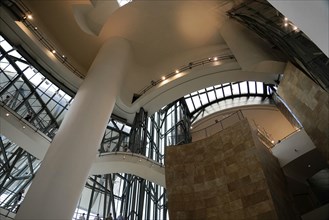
12;0;286;122
24;0;232;73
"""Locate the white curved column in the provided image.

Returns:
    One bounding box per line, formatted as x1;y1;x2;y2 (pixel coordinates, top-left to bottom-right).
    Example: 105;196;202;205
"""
15;37;132;220
220;19;286;72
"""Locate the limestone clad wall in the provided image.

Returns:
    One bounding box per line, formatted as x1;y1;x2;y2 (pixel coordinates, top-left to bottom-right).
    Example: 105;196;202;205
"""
278;62;329;161
165;119;298;220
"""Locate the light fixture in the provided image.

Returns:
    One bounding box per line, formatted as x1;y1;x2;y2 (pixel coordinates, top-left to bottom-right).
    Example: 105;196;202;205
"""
162;76;166;80
213;57;218;61
284;22;288;27
62;55;65;58
23;126;26;129
27;14;33;20
139;159;142;162
52;50;56;54
5;113;10;117
34;26;38;30
175;69;179;74
190;126;193;129
123;156;126;159
284;17;288;21
307;164;311;168
271;140;275;144
293;25;298;31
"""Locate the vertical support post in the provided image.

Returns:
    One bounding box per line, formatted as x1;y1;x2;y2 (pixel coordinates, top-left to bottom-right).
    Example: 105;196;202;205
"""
15;37;131;220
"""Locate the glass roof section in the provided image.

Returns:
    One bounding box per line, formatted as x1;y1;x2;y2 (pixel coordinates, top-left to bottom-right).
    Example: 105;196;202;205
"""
184;81;273;122
117;0;132;7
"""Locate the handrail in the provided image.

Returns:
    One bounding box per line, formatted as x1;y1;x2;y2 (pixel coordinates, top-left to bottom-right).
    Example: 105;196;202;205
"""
190;110;244;141
3;0;85;79
134;54;236;101
191;109;244;133
0;103;52;143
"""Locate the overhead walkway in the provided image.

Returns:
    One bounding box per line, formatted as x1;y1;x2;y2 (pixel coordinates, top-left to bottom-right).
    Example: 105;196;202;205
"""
0;104;166;187
91;152;165;187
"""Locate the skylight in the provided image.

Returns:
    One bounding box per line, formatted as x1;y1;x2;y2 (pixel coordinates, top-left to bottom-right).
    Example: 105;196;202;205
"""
117;0;132;7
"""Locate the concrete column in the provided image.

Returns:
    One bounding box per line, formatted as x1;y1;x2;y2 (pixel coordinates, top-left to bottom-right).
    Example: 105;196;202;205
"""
15;37;132;220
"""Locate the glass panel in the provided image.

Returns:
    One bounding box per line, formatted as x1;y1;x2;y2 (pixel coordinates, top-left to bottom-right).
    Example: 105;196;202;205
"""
239;81;248;94
38;79;51;92
215;88;224;99
192;96;201;109
200;93;208;105
9;50;23;59
207;90;216;102
185;98;194;112
256;82;263;94
1;59;16;74
15;60;29;71
206;86;215;91
0;72;11;91
39;90;51;103
223;85;232;96
249;81;256;94
0;39;13;51
232;83;240;95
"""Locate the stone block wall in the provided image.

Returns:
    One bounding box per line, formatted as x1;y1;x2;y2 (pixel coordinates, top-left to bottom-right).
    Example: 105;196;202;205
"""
278;62;329;161
165;119;298;220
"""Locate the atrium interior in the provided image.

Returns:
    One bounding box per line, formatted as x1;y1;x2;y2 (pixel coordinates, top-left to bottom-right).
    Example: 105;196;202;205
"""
0;0;328;220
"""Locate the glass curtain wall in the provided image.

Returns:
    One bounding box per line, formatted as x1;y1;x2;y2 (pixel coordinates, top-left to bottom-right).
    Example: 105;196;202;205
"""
81;100;192;220
1;32;275;220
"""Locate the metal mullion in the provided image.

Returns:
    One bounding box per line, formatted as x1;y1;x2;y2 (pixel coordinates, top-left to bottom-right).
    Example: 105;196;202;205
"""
205;90;211;103
221;85;226;98
122;174;131;219
87;175;97;220
0;146;22;180
0;148;23;192
0;47;33;107
103;174;108;220
238;82;241;94
0;48;13;59
0;69;24;98
137;179;146;220
53;100;70;121
0;137;10;171
18;73;57;124
109;174;116;219
163;189;167;220
189;95;196;110
247;81;250;94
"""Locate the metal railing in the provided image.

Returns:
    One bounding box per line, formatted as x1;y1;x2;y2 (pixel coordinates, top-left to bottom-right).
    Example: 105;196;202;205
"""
191;110;244;142
134;54;236;101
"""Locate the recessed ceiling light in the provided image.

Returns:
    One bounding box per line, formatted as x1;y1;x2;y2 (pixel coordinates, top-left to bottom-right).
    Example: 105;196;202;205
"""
27;14;33;20
162;76;166;80
52;50;56;54
5;113;10;117
213;57;218;61
175;69;179;74
307;164;311;168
